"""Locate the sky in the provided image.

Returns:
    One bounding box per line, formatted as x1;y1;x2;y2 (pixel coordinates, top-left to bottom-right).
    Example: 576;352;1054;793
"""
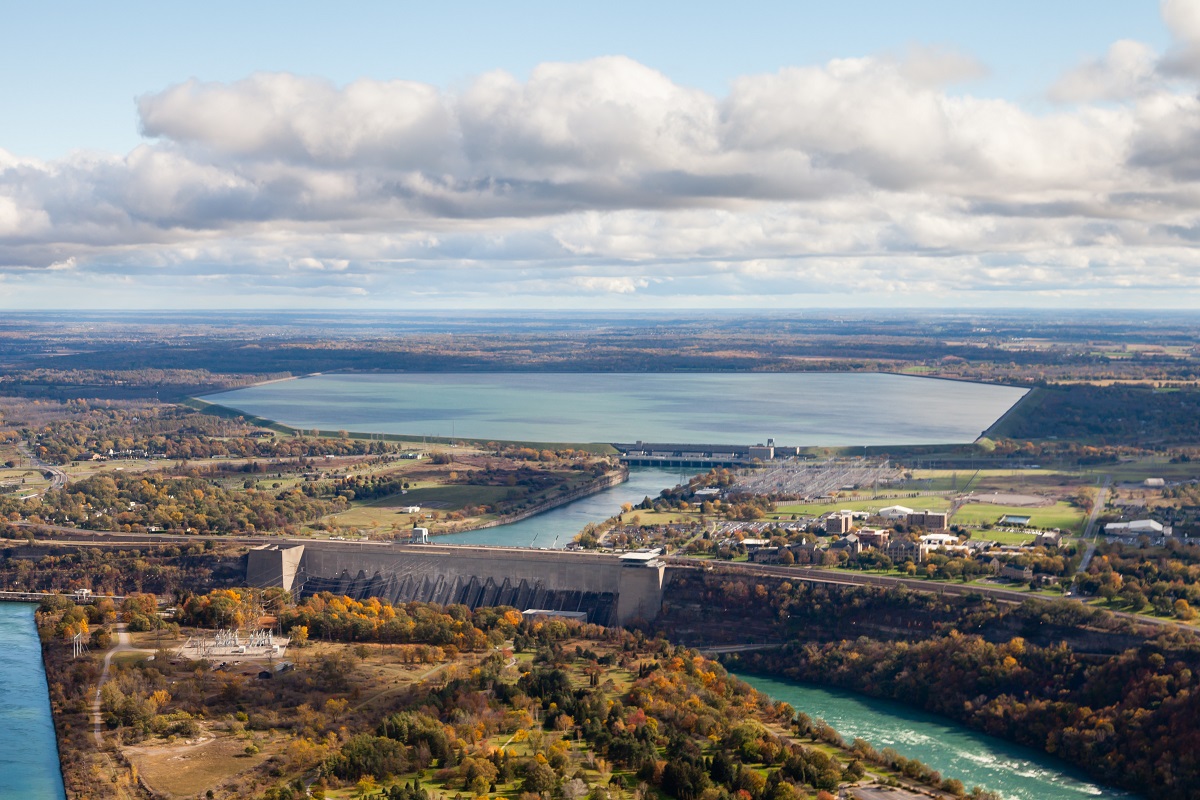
1;1;1199;310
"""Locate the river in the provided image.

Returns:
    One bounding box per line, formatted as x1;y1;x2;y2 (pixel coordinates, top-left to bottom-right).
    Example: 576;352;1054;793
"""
436;470;1131;798
208;372;1027;446
733;673;1133;800
0;603;67;799
434;467;683;548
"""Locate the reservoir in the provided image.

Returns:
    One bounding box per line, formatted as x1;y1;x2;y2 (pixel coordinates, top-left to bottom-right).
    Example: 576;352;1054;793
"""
209;372;1027;446
436;466;681;548
0;603;67;800
733;672;1133;800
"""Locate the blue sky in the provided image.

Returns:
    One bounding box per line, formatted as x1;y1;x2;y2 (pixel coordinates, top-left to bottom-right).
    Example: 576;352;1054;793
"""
1;1;1198;309
1;1;1173;159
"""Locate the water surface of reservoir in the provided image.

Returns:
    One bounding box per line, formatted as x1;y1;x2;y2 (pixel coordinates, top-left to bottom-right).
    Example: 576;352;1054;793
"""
210;372;1026;446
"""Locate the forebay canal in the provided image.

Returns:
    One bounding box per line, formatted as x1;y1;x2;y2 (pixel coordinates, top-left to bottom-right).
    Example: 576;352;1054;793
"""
0;603;67;799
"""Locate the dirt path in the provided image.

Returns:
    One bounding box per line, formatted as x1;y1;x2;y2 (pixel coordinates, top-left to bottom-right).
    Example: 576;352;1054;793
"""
93;624;132;747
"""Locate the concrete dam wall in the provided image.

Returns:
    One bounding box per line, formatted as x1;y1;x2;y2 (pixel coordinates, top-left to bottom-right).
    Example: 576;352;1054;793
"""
246;542;665;626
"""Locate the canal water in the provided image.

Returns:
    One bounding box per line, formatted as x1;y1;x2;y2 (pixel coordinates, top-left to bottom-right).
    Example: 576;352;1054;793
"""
436;466;683;548
733;672;1133;800
0;603;67;799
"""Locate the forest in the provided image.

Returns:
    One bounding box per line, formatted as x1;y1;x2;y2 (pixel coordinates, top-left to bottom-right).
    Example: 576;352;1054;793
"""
4;471;346;533
39;589;999;800
657;573;1200;799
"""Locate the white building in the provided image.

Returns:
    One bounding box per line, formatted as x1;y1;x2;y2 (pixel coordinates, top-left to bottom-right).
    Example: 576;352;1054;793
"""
1105;520;1167;537
879;505;914;519
920;532;960;547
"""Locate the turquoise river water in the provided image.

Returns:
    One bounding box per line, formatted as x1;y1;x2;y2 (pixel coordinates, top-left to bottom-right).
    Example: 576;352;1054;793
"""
209;372;1027;446
734;673;1134;800
0;603;67;799
428;468;1130;798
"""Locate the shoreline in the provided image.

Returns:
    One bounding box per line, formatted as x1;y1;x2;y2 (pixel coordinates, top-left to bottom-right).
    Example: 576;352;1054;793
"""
429;466;629;541
185;370;1023;452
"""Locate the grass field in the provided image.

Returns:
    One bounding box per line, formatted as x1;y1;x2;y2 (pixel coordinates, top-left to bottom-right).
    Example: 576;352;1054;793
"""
773;495;951;518
970;529;1038;545
952;501;1085;534
1095;456;1200;483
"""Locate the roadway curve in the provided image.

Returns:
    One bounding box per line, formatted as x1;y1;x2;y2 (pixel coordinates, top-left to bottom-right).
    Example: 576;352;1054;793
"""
16;442;66;497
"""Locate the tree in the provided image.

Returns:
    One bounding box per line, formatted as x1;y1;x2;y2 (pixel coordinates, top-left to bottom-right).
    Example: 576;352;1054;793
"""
523;762;558;795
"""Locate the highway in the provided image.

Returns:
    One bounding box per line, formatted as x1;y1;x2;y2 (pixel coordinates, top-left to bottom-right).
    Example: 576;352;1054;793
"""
3;520;1185;632
16;442;67;497
664;555;1185;630
1076;475;1111;577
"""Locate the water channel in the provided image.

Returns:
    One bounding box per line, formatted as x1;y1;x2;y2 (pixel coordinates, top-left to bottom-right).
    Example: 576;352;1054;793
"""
435;467;683;548
0;463;1130;800
430;470;1131;798
733;673;1133;800
0;603;67;799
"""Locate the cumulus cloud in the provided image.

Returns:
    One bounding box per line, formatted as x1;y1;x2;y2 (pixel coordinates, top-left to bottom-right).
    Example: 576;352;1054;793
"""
5;13;1200;306
1161;0;1200;77
896;44;988;87
1048;40;1160;102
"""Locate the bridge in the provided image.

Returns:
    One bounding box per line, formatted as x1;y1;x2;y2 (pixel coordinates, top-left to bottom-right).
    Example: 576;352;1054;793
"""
0;589;125;605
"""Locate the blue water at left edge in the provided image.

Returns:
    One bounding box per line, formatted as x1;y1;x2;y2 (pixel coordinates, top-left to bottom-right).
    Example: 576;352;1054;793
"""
0;603;68;799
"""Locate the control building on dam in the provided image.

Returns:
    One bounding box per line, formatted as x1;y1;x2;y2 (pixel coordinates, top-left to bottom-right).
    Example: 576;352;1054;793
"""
246;542;666;626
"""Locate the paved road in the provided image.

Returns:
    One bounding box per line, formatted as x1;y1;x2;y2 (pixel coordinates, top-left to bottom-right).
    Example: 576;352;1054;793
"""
1076;476;1112;577
16;441;67;496
668;556;1187;631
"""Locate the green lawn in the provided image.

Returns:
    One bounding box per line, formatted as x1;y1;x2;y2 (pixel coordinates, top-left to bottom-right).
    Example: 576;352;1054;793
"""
773;495;951;518
970;529;1037;546
368;483;514;510
952;501;1085;535
1094;457;1200;483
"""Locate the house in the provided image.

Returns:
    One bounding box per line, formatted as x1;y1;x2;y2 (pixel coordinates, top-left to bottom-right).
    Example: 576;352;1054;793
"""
879;505;914;519
826;513;854;535
908;510;948;531
787;541;825;564
749;547;781;563
920;532;959;548
409;527;430;544
1034;530;1063;548
1000;564;1034;582
1105;519;1167;537
829;533;863;555
856;528;891;548
882;540;929;563
398;505;421;514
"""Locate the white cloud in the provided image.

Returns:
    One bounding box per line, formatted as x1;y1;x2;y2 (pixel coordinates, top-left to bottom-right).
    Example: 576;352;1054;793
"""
6;17;1200;307
1161;0;1200;76
1048;40;1160;102
896;44;989;87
